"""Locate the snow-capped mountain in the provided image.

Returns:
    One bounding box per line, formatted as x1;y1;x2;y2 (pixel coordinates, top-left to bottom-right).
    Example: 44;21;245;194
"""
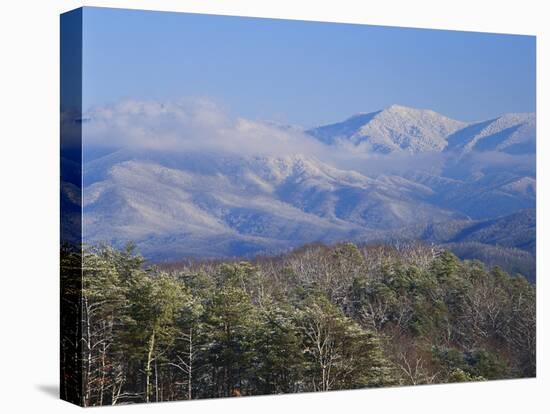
445;112;535;154
81;151;464;259
307;104;535;156
73;104;536;261
307;104;467;153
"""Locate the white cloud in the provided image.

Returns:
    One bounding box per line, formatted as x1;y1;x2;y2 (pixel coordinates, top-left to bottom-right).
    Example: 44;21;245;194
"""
80;98;534;179
82;98;332;159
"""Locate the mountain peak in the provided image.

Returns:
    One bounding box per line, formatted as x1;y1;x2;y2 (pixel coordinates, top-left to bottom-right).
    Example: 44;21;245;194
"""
384;103;419;112
344;104;425;122
308;105;465;153
381;104;453;119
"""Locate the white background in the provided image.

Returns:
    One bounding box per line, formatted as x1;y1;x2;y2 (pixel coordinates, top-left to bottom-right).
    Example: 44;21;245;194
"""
0;0;548;412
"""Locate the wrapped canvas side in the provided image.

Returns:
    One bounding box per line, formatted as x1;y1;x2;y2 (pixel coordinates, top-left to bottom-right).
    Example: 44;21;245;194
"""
60;8;83;407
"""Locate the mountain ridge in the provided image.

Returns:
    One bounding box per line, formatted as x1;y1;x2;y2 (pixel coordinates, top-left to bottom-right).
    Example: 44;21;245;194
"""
307;104;535;156
75;104;536;279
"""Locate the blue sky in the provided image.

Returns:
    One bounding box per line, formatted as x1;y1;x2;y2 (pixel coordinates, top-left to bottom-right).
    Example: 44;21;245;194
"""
82;7;535;127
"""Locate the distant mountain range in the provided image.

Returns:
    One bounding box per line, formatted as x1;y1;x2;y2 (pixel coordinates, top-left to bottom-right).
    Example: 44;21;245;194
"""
69;104;536;279
308;104;535;156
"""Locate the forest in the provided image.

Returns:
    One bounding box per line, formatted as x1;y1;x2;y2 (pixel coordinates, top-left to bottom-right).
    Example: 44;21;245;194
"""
61;241;536;406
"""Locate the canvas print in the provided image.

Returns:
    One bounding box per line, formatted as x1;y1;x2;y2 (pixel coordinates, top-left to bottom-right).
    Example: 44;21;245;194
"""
60;7;536;406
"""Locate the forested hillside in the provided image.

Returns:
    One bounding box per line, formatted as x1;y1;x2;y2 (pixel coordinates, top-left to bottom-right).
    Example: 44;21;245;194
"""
374;209;536;281
61;241;535;406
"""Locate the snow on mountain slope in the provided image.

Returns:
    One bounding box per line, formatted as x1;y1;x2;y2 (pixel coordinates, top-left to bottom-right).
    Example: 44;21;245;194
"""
81;104;536;261
83;151;463;259
308;104;466;153
429;173;536;220
445;113;535;154
308;106;535;157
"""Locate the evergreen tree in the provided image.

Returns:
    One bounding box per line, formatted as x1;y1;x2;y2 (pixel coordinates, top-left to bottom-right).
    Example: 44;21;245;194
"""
67;242;535;405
